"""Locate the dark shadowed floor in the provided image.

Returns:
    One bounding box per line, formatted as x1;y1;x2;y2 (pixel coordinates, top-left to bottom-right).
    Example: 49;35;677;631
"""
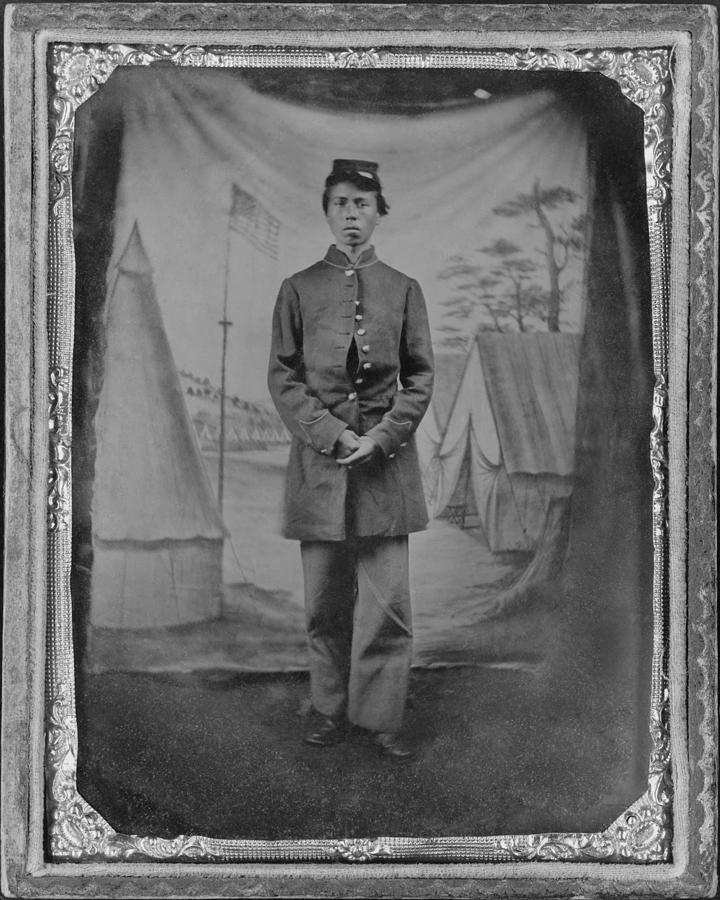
75;482;654;843
76;647;649;842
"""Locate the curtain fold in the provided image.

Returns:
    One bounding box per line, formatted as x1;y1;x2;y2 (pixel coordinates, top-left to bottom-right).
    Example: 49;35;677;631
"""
107;67;589;402
551;93;654;796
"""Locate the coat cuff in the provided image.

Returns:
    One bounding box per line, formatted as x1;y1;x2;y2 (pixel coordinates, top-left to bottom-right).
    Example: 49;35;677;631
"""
299;411;349;456
366;417;414;459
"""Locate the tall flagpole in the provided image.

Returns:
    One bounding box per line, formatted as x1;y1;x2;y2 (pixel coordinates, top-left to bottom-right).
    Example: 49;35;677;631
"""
218;197;234;517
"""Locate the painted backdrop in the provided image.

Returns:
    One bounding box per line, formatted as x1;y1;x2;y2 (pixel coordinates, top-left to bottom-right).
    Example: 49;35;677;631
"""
76;68;603;672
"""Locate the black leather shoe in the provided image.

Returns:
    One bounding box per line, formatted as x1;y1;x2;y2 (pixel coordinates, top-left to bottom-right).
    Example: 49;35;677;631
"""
371;731;416;761
303;717;346;747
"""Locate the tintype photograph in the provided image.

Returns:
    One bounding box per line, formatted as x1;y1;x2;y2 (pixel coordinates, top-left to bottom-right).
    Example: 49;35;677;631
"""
2;3;717;899
71;61;654;842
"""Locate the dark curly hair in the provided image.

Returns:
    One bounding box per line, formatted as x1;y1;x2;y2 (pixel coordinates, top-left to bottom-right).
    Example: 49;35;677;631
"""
322;170;390;217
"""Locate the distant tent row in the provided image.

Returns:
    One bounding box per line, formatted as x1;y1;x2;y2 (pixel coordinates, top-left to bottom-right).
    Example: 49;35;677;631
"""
186;384;219;399
185;382;280;415
419;333;581;553
181;373;291;451
192;413;290;450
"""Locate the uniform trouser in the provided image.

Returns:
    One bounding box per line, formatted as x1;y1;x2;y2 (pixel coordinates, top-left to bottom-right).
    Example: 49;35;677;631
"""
300;535;413;734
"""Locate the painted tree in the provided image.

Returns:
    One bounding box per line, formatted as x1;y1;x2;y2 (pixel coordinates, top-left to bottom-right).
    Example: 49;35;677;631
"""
494;180;587;332
437;254;503;351
437;181;587;347
438;240;549;349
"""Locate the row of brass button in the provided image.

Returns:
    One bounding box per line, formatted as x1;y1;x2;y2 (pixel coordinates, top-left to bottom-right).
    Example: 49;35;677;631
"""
346;268;371;398
343;267;405;459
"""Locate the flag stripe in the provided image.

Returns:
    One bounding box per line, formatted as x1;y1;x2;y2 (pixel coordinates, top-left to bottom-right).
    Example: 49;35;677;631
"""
229;185;280;259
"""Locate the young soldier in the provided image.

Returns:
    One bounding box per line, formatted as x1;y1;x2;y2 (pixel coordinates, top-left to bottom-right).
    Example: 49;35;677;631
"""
268;159;434;759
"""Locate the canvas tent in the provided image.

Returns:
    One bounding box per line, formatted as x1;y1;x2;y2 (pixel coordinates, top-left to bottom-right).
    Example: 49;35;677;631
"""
414;403;443;509
431;332;581;553
90;224;226;629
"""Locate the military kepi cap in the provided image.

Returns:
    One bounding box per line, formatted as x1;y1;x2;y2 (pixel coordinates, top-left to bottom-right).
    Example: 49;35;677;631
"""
331;159;380;181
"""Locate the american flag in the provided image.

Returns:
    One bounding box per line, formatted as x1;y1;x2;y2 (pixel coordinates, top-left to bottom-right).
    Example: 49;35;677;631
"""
229;184;280;260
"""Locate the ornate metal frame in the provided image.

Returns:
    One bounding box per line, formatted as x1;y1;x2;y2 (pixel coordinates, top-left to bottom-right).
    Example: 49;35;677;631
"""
46;42;673;865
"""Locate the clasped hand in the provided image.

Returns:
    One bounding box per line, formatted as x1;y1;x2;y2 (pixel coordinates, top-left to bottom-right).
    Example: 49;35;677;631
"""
334;429;378;467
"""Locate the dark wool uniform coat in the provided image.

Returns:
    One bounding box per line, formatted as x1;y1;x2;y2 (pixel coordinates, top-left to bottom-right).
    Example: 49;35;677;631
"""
268;244;434;541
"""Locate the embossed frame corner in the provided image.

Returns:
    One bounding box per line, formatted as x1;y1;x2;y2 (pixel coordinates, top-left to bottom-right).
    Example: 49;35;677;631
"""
41;37;680;867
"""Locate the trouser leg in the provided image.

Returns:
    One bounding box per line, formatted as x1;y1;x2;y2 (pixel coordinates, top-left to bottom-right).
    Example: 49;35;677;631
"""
300;540;356;720
348;535;413;733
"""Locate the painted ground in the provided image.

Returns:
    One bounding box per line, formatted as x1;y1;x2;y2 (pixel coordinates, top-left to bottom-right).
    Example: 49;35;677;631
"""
86;448;542;674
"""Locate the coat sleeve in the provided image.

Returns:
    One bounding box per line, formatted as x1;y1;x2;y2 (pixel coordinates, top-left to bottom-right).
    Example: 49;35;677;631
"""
267;278;349;455
366;278;434;458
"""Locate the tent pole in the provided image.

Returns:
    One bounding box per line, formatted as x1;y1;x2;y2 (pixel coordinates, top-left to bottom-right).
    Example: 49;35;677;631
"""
218;205;234;517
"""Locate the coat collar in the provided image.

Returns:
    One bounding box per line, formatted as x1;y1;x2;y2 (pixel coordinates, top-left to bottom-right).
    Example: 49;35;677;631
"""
323;244;378;269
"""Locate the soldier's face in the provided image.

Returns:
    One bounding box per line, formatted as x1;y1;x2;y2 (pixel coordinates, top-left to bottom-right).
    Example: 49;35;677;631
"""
325;182;380;254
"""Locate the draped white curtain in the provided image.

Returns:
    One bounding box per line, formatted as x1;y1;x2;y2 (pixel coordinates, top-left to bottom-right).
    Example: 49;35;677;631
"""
109;67;589;402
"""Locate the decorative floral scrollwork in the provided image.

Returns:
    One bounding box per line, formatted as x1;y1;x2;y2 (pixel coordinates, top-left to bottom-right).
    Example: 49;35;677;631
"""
48;683;219;860
501;786;671;865
647;684;673;842
48;682;222;861
50;44;152;208
51;798;116;859
48;366;71;531
54;44;126;104
514;48;672;217
175;45;211;67
48;366;69;437
500;831;616;862
47;683;116;859
614;52;669;106
601;50;672;216
619;806;668;860
49;133;73;177
332;838;392;861
650;375;669;544
331;48;381;68
605;795;671;862
116;834;215;861
595;683;672;863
